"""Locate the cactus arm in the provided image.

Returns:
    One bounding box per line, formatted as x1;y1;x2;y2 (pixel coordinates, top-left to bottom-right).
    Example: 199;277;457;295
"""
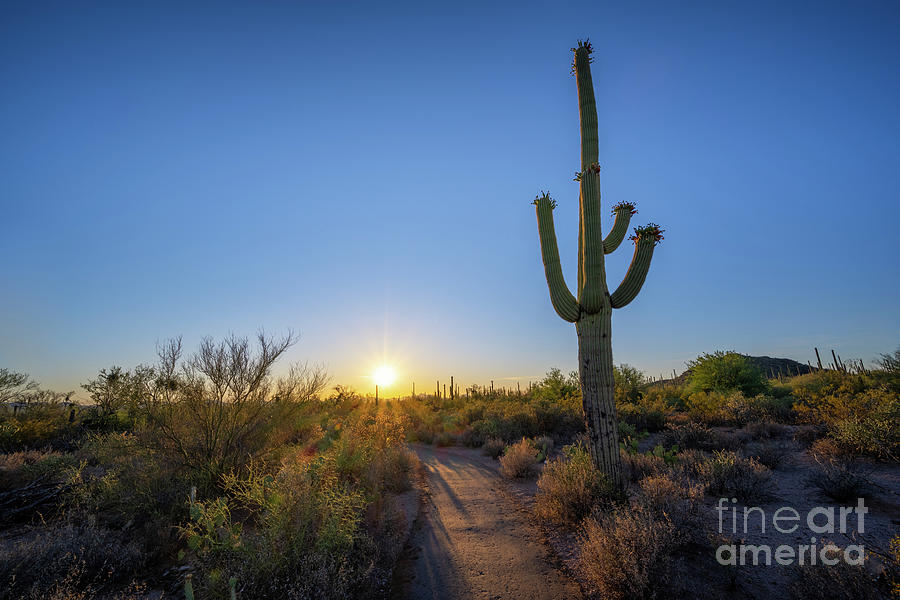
609;225;663;309
534;194;581;322
579;169;607;313
603;203;636;254
574;41;599;170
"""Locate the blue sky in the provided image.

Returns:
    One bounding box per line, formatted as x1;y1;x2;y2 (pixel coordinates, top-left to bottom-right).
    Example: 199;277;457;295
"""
2;1;898;397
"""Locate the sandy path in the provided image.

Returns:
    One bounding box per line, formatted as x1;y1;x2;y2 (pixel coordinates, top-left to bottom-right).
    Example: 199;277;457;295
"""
390;445;581;600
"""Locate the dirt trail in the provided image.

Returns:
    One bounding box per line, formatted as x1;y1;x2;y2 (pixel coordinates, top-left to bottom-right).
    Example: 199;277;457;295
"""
391;445;581;600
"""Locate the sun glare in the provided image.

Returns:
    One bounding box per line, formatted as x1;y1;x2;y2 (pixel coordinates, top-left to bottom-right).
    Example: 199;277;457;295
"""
372;365;397;387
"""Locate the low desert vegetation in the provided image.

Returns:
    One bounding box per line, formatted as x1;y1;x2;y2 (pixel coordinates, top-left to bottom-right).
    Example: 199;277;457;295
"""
397;349;898;598
2;346;898;598
0;334;418;600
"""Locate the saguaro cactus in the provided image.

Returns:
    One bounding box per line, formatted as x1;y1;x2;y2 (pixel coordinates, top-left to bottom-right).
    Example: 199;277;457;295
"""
533;40;664;491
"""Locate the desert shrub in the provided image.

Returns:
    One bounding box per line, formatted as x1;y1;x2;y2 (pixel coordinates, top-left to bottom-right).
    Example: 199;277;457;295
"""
789;544;885;600
829;405;899;461
617;401;668;432
621;448;665;483
793;374;899;460
746;440;792;469
661;422;736;452
535;443;615;523
686;390;792;426
139;334;327;486
0;522;145;600
499;438;539;479
481;437;506;459
675;449;711;480
614;364;647;403
744;420;787;439
366;446;417;493
81;365;156;423
578;507;688;600
809;436;851;460
696;450;772;502
636;473;704;532
69;432;193;524
807;457;871;502
182;407;416;600
532;368;580;404
642;384;690;409
686;351;768;396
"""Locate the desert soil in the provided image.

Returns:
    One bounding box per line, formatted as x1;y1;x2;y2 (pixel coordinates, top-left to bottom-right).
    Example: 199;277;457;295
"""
390;445;581;600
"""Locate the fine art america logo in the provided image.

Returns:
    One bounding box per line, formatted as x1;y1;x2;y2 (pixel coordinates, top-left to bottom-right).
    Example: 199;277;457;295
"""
715;497;867;566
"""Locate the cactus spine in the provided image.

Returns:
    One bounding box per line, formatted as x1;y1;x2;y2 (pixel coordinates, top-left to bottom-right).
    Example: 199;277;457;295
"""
533;41;664;491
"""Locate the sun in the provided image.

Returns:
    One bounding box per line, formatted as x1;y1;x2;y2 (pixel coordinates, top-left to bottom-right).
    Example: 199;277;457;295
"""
372;364;396;387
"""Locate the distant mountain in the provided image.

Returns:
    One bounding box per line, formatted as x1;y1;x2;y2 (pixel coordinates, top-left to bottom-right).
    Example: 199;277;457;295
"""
744;355;814;378
650;354;814;386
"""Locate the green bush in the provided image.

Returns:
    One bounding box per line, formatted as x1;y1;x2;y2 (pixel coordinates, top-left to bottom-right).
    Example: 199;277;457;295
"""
792;371;899;460
685;390;792;426
686;351;768;396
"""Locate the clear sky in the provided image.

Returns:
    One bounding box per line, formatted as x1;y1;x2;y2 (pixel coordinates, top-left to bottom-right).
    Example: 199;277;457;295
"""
2;1;899;398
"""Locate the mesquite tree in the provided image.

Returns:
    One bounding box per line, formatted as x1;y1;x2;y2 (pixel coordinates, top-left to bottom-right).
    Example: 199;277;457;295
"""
533;41;664;490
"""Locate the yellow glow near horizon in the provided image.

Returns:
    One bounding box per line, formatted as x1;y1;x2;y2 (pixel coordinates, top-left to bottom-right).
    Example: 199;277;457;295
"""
372;364;397;387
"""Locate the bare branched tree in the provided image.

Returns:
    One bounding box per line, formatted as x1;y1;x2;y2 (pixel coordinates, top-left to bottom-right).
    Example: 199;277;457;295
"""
141;331;327;481
0;369;39;404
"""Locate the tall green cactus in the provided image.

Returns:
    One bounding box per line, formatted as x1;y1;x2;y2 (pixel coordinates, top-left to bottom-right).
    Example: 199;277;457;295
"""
533;40;664;490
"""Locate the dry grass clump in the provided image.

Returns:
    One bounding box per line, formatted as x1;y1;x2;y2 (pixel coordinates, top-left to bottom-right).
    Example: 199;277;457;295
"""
806;457;871;502
696;450;772;502
481;437;506;459
0;449;76;489
499;438;540;479
578;508;685;600
366;446;418;493
661;422;738;452
637;473;704;532
0;522;145;600
577;469;709;599
744;420;787;440
746;440;792;469
621;448;665;483
535;443;615;524
789;543;885;600
809;437;853;461
674;449;710;480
